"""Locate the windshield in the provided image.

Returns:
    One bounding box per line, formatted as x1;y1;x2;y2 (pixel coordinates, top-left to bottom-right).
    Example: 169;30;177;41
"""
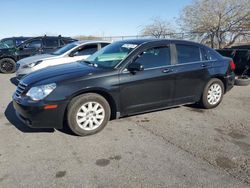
0;39;14;49
0;42;9;49
86;42;138;68
52;43;77;55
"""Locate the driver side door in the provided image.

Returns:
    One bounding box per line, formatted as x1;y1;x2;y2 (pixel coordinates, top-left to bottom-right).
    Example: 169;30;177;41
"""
119;44;176;115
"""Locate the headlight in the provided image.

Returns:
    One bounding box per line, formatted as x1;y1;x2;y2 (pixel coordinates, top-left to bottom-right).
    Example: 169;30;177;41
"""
26;83;56;101
23;60;43;68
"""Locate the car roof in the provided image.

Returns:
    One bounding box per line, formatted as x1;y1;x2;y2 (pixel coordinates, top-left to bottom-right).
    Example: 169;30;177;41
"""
72;40;111;45
115;38;205;46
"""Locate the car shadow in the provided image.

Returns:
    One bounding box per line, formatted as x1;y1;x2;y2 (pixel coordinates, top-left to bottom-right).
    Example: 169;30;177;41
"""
4;101;76;135
4;102;55;133
10;77;19;86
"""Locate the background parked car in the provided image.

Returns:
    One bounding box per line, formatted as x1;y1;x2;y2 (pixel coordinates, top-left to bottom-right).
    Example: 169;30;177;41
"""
16;41;110;78
0;35;77;73
0;37;31;49
216;48;250;75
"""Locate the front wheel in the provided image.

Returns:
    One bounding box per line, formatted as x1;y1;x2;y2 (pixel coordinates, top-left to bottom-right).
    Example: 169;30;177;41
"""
0;58;16;73
67;93;111;136
200;78;224;109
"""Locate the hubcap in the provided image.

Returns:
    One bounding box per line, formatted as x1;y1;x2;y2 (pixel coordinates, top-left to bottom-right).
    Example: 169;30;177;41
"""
1;61;14;72
76;102;105;131
207;83;222;105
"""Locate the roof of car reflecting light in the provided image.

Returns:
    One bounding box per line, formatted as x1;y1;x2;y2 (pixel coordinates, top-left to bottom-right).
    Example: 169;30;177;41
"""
72;40;111;45
113;39;205;46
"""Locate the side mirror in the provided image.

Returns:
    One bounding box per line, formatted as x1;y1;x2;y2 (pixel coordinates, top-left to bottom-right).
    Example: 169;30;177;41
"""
68;52;74;57
69;51;77;57
127;62;144;73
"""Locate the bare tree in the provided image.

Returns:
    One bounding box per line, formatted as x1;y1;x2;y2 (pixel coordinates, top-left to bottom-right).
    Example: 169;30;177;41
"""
179;0;250;48
140;17;175;38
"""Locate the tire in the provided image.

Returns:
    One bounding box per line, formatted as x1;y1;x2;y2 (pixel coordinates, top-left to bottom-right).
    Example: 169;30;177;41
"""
0;58;16;73
235;77;250;86
67;93;111;136
200;78;225;109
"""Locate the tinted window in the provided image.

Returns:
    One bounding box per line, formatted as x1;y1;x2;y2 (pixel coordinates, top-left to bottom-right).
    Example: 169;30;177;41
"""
63;38;76;44
207;49;219;60
16;38;29;46
201;48;209;61
0;39;14;48
52;43;77;55
25;40;42;48
74;45;98;56
135;46;171;69
101;43;110;48
176;44;201;64
44;38;59;48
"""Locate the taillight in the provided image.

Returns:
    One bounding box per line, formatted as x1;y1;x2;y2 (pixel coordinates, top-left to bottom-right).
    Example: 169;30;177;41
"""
230;60;236;71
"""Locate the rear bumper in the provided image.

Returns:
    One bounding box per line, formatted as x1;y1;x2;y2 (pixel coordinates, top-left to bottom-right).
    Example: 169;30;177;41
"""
224;72;235;93
13;95;68;129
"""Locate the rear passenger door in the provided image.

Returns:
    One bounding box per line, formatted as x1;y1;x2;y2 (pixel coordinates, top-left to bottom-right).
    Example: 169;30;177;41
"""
172;43;210;105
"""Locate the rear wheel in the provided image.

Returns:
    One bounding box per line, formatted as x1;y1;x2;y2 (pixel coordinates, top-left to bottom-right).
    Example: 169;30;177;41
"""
200;78;224;109
0;58;16;73
67;93;111;136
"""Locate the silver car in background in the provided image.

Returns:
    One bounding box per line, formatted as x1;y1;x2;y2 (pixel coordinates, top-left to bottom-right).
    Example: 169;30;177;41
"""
16;40;110;79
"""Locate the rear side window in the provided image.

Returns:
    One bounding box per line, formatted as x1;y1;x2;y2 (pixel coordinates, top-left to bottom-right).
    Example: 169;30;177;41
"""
101;43;110;48
63;38;76;44
176;44;201;64
201;48;209;61
135;46;171;69
44;38;59;48
207;49;219;60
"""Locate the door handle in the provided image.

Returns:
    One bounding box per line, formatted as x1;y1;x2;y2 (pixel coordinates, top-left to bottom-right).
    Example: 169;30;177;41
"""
201;63;209;68
162;68;174;73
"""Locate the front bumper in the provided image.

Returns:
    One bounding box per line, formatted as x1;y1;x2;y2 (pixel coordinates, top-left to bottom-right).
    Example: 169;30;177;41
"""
224;72;235;93
13;95;68;129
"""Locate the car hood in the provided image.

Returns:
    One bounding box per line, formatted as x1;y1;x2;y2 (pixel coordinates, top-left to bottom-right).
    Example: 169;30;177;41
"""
17;54;58;65
21;62;109;86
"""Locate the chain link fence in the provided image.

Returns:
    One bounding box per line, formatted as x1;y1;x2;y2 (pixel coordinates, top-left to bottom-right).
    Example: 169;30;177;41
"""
102;30;250;47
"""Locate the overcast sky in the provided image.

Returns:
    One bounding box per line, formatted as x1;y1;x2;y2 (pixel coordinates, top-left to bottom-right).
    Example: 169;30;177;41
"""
0;0;192;39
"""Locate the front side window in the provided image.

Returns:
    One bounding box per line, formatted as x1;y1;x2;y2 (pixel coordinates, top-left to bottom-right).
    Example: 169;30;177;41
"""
74;44;98;56
135;46;171;69
16;38;29;46
25;40;42;49
52;43;77;55
176;44;201;64
87;42;138;68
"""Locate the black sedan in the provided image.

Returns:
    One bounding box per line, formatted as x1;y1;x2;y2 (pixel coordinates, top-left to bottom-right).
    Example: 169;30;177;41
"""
13;39;235;136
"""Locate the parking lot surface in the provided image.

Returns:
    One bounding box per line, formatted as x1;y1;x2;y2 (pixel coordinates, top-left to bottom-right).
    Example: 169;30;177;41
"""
0;73;249;188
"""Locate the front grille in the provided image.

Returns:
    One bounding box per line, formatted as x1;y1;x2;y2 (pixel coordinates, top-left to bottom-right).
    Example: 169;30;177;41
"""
15;81;27;98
